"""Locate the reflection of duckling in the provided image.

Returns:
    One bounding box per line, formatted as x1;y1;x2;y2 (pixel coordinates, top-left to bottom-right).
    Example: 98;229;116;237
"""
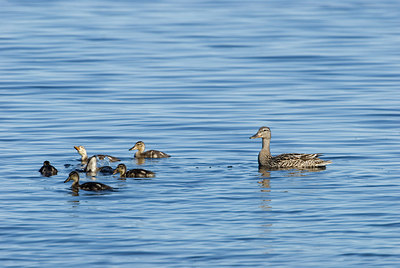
39;161;58;177
64;171;113;191
84;156;114;175
74;145;120;163
113;163;155;178
129;141;170;158
250;126;332;169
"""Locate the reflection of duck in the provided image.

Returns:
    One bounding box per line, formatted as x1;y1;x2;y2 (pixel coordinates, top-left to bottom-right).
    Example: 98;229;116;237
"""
250;126;332;169
74;145;120;163
84;156;114;175
113;163;155;178
64;171;113;191
39;161;58;177
129;141;170;158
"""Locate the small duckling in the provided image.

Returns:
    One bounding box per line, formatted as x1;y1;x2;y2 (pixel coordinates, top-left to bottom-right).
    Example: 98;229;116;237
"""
39;161;58;177
113;163;155;178
129;141;170;158
64;171;113;191
74;145;120;164
84;156;114;175
250;126;332;169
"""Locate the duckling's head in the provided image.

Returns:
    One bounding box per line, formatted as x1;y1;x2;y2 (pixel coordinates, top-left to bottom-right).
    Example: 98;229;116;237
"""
113;163;127;175
74;145;87;156
250;126;271;139
43;160;51;166
129;141;145;152
64;171;80;183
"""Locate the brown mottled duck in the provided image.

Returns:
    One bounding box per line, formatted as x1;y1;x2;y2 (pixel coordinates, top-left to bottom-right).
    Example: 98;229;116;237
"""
250;126;332;169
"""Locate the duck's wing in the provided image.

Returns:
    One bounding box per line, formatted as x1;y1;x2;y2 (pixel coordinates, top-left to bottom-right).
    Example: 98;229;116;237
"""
142;150;170;158
98;166;114;175
80;182;113;191
126;169;155;178
273;153;331;168
50;166;58;175
96;154;120;162
274;153;322;161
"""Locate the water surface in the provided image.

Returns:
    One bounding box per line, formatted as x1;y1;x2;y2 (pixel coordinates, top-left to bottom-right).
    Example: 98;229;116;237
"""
1;0;400;267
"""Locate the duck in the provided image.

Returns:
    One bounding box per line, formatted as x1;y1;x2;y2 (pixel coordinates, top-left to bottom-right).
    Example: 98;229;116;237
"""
74;145;120;164
84;155;114;175
129;141;170;158
39;161;58;177
113;163;155;178
64;171;113;191
250;126;332;169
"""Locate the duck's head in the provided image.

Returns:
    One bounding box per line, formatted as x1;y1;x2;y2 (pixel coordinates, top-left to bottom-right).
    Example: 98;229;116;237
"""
74;145;87;156
43;160;51;166
64;171;80;183
113;163;127;175
129;141;145;152
250;126;271;139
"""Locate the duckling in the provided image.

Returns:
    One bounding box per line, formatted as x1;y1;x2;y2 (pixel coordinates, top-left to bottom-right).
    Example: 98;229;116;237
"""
113;163;155;178
74;145;120;164
129;141;170;158
250;126;332;169
64;171;113;191
39;161;58;177
84;156;114;175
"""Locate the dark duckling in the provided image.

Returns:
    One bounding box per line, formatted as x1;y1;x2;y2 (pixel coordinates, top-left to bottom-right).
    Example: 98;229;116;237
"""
250;126;332;169
129;141;170;158
113;163;155;178
39;161;58;177
64;171;113;191
74;145;120;164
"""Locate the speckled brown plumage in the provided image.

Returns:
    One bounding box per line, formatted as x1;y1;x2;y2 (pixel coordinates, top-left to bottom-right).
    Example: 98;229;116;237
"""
250;126;332;169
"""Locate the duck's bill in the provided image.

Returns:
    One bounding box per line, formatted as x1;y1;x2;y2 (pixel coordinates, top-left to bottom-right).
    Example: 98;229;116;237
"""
73;146;79;151
249;133;260;139
112;169;118;175
128;146;136;151
64;177;71;183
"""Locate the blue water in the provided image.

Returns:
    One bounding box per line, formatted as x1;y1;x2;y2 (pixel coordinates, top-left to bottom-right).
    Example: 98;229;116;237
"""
1;0;400;267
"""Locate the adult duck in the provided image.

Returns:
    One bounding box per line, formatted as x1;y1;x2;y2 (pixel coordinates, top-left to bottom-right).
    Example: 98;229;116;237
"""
129;141;170;158
250;126;332;169
113;163;155;178
39;161;58;177
64;171;113;191
74;145;120;164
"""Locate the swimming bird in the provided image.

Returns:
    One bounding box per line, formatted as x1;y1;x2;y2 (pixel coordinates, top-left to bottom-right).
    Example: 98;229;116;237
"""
129;141;170;158
74;145;120;164
84;156;114;175
64;171;113;191
39;161;58;177
250;126;332;169
113;163;155;178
